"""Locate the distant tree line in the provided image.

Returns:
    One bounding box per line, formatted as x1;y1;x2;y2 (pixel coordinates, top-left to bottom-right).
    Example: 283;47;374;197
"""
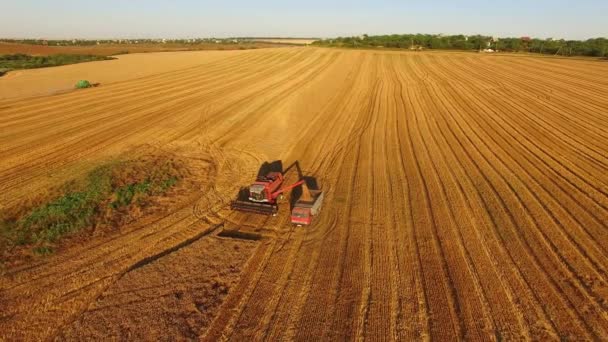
313;34;608;57
0;54;113;76
0;38;255;46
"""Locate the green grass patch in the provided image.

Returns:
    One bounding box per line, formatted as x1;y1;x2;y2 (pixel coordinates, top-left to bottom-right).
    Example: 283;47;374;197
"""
0;53;114;76
0;155;187;260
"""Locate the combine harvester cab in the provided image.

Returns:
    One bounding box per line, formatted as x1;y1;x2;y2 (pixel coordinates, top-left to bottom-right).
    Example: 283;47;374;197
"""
230;172;283;215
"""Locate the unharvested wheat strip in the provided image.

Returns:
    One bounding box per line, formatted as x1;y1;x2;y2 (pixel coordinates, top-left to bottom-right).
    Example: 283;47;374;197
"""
0;51;296;147
0;51;332;204
0;50;286;135
0;49;297;121
0;50;313;157
0;51;304;143
0;51;302;174
0;49;265;120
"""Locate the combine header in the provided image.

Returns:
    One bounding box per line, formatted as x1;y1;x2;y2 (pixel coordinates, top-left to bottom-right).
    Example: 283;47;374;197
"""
230;161;324;225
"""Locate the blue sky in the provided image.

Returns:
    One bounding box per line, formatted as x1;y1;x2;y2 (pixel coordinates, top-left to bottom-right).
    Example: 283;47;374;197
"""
1;1;606;40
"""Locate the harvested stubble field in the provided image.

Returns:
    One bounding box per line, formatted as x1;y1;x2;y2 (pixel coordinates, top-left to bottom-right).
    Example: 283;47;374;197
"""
0;47;607;340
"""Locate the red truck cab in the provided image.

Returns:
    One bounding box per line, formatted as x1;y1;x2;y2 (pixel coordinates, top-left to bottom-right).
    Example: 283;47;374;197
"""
290;189;324;226
291;207;313;225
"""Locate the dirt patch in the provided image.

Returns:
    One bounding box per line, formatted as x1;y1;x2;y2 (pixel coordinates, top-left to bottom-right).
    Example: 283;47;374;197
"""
57;235;257;340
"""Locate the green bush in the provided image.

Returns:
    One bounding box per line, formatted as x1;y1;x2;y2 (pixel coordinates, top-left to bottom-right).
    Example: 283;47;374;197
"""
75;80;92;89
0;156;184;256
33;246;53;256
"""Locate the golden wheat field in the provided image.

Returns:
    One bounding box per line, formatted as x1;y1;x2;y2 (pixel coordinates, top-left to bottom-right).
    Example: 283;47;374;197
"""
1;47;607;340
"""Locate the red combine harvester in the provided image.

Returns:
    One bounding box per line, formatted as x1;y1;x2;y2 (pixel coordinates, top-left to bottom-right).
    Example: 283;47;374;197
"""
230;161;324;225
